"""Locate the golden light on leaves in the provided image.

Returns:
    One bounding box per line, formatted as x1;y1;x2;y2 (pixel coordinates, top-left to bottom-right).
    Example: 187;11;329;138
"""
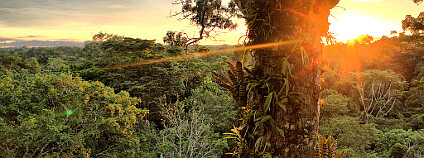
322;33;403;88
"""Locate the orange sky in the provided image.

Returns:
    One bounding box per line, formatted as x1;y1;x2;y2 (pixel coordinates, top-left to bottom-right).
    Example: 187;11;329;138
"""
330;0;424;42
0;0;423;45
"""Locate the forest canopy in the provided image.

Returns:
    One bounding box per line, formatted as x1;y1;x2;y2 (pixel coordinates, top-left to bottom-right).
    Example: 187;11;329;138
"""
0;0;424;157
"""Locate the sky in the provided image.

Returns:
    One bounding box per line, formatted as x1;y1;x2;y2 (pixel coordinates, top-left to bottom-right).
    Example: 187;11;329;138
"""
329;0;424;42
0;0;423;45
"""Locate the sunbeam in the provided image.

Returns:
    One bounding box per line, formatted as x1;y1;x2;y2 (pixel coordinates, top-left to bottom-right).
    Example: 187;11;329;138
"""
107;40;299;69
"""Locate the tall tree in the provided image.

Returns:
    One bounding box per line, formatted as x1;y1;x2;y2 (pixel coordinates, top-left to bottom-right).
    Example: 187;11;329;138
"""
402;12;424;35
235;1;339;157
175;0;339;157
163;31;188;47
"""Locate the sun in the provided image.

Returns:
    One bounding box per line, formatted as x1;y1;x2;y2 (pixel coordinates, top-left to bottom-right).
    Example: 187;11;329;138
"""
328;13;399;43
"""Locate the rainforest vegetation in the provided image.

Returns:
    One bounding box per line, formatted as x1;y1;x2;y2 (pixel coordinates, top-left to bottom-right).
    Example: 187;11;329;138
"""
0;31;423;157
1;0;424;157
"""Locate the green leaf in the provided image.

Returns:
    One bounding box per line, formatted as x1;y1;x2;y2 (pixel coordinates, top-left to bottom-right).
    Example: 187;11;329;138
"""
264;92;273;112
282;78;290;96
254;117;261;122
276;126;285;137
261;82;268;89
282;59;292;77
261;115;272;123
264;153;272;158
247;82;260;91
277;102;286;111
282;60;289;76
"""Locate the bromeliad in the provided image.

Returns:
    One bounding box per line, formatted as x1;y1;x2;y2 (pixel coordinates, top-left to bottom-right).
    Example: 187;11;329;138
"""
212;61;248;107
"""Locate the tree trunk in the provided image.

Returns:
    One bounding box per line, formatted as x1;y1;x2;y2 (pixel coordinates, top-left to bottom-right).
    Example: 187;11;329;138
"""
235;0;339;157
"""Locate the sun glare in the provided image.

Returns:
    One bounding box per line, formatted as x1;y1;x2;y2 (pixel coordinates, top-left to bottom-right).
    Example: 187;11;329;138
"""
329;13;399;43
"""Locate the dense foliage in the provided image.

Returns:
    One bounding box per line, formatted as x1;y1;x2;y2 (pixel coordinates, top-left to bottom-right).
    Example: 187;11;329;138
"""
1;31;424;157
0;71;147;157
319;35;424;157
0;32;243;157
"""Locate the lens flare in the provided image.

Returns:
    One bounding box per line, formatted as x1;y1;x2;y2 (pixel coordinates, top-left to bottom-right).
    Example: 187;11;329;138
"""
107;40;299;69
66;110;73;115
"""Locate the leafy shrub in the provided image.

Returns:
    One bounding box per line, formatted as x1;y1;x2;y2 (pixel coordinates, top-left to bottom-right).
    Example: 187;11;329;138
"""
403;77;424;116
320;89;354;119
319;116;380;157
183;77;240;133
166;45;183;55
375;129;424;158
0;71;147;157
409;113;424;130
368;116;409;132
195;45;210;53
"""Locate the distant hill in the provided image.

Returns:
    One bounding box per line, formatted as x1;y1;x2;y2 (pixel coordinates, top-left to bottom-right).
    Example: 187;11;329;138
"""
0;40;85;48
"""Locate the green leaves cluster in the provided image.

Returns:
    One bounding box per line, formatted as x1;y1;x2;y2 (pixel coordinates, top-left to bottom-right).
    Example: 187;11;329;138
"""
0;53;41;75
319;116;380;157
376;129;424;158
0;71;147;157
320;89;353;119
403;76;424;114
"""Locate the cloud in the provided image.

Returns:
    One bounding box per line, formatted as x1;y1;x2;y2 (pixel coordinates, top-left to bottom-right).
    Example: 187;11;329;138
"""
107;4;127;9
0;35;83;43
0;0;203;43
0;0;146;28
0;35;46;42
0;37;24;42
16;35;43;39
55;38;82;41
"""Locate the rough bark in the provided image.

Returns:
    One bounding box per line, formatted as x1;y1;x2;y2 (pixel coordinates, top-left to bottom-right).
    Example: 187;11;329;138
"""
235;0;339;157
